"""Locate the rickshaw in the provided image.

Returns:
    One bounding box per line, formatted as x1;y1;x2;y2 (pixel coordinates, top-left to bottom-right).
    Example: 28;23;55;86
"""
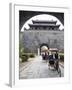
48;48;61;77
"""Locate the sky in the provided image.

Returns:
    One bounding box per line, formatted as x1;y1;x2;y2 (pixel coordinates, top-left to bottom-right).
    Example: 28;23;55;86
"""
21;14;64;32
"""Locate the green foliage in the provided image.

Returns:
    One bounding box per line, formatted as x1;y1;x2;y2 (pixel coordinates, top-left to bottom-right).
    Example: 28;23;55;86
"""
19;42;25;57
19;42;35;62
59;54;64;62
19;43;28;62
21;53;29;62
29;53;35;58
59;53;64;56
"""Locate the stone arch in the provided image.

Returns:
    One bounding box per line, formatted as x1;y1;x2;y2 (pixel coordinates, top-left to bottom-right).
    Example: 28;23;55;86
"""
19;11;64;31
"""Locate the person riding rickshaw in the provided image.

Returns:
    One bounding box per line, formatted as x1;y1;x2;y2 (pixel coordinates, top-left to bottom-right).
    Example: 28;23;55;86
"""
48;48;61;76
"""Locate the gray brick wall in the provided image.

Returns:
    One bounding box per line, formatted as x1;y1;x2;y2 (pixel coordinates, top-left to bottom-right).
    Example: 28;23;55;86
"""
20;30;64;53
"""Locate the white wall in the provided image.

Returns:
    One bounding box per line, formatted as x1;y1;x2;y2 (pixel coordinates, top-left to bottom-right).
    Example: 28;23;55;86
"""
0;0;72;89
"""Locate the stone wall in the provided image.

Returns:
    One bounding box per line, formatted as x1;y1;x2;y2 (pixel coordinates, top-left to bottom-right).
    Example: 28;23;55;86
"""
20;30;64;53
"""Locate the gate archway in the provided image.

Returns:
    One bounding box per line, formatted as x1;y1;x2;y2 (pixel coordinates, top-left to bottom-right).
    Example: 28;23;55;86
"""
39;43;49;55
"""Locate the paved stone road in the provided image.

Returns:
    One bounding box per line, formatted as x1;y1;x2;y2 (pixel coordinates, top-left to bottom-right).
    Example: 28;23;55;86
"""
19;56;64;79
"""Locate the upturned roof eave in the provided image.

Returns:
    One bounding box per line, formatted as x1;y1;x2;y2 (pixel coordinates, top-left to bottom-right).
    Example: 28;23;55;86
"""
28;24;60;27
32;20;57;23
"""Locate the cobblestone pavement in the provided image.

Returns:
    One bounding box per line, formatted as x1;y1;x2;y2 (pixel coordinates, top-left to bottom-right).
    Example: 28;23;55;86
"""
19;56;64;79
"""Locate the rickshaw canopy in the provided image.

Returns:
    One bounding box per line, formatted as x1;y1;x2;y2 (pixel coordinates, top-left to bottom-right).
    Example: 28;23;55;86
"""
49;48;58;52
